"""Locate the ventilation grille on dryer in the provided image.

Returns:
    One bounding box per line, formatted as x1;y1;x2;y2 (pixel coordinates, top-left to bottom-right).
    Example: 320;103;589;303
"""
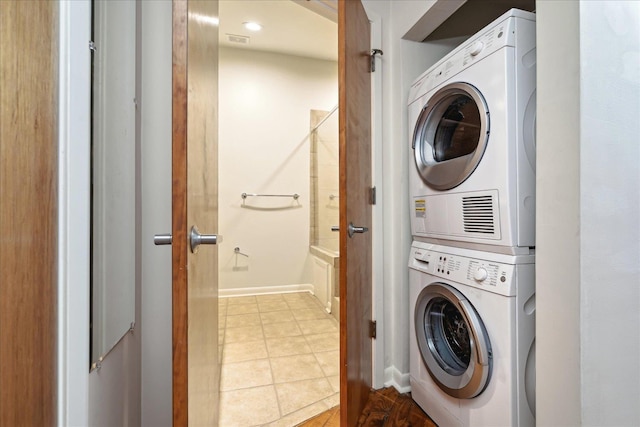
462;195;495;234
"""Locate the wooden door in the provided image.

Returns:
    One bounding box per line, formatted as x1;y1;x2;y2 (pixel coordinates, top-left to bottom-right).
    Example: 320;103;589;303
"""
0;1;58;425
172;0;220;425
339;0;373;425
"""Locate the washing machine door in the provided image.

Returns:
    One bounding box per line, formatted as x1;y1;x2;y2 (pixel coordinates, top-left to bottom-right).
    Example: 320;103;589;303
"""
414;282;492;398
412;82;489;190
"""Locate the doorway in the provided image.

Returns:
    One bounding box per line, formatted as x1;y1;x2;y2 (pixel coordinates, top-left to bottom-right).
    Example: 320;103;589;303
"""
216;1;340;424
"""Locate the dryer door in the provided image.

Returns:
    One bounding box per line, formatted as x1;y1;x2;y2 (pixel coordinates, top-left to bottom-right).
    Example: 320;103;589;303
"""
412;83;489;190
414;282;492;398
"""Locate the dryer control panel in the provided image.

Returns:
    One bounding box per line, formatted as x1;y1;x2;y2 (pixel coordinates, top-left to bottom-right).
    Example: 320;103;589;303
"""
408;14;518;103
409;244;524;297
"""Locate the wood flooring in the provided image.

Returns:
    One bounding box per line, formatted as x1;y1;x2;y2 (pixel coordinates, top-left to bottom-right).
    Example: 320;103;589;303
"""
297;387;437;427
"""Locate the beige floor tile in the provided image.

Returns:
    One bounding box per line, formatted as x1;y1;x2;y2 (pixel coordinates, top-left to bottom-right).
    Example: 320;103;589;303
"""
275;378;334;415
219;305;227;317
220;359;273;391
226;303;259;315
286;299;319;310
226;295;257;305
220;293;341;426
222;340;268;364
225;325;264;343
322;392;340;409
258;300;290;313
265;335;312;358
291;308;329;321
256;294;286;303
298;319;339;335
219;385;280;427
305;332;339;353
327;375;340;393
226;313;261;328
271;354;325;383
263;321;302;339
260;310;295;324
282;292;308;301
314;350;339;376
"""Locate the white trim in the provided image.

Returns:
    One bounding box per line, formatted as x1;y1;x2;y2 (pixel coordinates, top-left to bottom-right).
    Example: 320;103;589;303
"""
369;11;385;390
219;284;314;298
384;366;412;393
58;1;91;425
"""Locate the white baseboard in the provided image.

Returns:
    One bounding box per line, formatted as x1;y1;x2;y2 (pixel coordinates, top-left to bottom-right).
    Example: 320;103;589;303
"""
383;366;412;393
220;284;314;298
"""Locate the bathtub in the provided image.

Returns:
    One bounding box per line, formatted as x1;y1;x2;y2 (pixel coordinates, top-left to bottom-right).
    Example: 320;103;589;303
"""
309;245;340;321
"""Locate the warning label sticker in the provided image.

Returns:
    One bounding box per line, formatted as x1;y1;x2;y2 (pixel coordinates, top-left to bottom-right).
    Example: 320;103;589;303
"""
415;199;426;218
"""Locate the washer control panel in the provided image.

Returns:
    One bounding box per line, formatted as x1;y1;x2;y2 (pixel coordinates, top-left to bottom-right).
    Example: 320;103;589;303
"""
409;246;518;296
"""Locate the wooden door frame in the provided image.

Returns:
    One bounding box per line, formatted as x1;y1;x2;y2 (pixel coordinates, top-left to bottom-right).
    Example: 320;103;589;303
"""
171;0;189;424
0;1;59;424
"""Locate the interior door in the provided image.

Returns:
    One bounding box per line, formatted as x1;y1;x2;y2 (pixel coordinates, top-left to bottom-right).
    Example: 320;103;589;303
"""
172;0;220;425
339;0;373;424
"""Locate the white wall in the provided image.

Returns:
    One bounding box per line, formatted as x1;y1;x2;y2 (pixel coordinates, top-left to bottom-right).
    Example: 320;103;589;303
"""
536;1;581;422
58;1;91;424
140;1;173;426
88;0;141;425
59;0;142;425
537;1;640;425
218;47;337;293
91;0;137;368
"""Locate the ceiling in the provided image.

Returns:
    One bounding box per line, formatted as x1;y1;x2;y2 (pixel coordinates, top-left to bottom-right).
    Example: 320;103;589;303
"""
219;0;338;62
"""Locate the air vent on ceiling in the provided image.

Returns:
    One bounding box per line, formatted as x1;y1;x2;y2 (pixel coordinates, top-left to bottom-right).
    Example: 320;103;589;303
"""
226;34;250;45
462;195;495;234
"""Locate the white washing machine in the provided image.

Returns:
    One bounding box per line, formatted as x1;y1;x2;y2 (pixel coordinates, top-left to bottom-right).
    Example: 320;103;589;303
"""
408;241;536;426
408;9;536;254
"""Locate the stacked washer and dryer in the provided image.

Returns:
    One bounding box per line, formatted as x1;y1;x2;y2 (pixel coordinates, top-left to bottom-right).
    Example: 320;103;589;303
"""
407;9;537;427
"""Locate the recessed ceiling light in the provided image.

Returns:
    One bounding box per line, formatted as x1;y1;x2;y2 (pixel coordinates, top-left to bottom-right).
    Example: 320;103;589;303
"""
243;21;262;32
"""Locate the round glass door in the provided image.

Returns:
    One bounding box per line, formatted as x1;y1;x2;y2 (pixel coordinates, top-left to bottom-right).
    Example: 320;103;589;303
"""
412;82;489;190
414;283;492;398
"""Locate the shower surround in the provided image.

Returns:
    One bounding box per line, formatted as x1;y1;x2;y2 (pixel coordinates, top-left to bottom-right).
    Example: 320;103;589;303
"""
309;108;340;319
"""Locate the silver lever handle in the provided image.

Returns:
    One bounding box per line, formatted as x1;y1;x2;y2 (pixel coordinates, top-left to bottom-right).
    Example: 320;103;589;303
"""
154;234;172;245
347;222;369;238
190;225;221;253
331;226;339;232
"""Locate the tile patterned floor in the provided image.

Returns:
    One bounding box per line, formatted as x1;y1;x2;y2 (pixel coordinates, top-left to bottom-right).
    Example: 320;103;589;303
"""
219;292;340;427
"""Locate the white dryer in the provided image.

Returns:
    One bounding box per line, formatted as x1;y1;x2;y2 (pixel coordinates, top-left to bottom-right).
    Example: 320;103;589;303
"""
408;9;536;253
409;241;536;427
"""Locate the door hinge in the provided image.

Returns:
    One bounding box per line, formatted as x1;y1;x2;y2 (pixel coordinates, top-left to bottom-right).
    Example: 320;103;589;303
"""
89;40;97;52
370;49;383;72
370;186;377;205
369;320;377;339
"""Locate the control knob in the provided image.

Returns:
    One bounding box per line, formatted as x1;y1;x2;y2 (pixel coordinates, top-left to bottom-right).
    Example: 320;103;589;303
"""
474;267;488;282
469;41;484;56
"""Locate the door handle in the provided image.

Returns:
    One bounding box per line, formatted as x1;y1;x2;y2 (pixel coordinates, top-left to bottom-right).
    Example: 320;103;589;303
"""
190;225;221;253
347;222;369;238
154;226;222;253
331;226;339;232
154;234;172;245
